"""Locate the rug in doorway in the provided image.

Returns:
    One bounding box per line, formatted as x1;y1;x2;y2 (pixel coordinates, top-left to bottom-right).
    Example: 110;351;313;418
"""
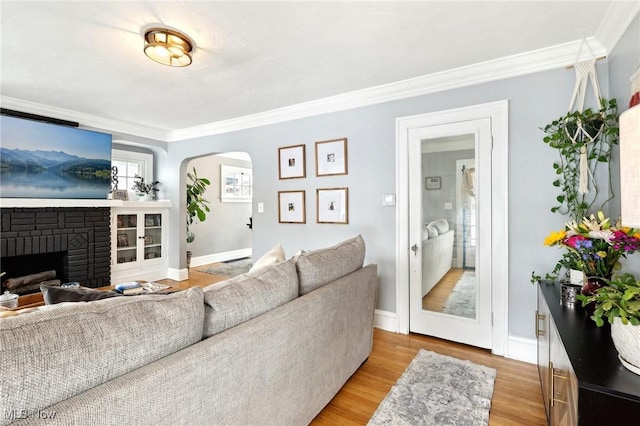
368;349;496;426
200;258;252;278
442;270;476;319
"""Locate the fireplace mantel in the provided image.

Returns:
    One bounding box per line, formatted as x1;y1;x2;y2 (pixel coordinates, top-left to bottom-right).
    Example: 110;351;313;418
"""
0;199;172;208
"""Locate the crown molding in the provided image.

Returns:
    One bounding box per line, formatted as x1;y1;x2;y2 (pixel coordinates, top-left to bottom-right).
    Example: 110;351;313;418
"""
595;0;640;53
167;37;607;142
0;96;166;141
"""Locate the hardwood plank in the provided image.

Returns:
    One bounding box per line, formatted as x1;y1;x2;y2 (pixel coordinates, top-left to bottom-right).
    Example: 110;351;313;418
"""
311;329;546;426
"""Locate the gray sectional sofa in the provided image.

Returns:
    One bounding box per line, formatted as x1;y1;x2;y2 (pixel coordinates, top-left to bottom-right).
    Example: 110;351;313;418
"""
0;235;377;425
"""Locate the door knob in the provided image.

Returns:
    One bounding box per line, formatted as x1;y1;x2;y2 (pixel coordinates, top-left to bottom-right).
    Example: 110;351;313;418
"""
411;244;418;255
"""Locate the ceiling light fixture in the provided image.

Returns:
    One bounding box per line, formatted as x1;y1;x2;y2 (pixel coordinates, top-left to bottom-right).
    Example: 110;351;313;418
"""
143;27;193;67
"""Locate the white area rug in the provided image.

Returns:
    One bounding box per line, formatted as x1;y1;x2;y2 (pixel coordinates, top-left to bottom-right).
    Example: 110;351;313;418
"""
368;349;496;426
442;271;476;318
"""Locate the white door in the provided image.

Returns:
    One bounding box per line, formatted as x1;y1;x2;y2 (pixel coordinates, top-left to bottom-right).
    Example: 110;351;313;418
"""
408;118;493;348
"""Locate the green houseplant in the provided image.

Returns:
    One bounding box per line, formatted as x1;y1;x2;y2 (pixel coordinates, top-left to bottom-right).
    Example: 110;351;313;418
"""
186;166;211;244
131;175;160;200
577;273;640;327
542;98;619;221
577;273;640;374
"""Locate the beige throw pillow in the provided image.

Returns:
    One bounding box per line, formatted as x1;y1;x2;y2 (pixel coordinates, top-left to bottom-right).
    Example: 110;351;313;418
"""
249;244;285;272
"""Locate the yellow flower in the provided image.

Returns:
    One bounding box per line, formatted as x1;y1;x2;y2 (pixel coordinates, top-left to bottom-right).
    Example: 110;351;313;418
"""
596;251;607;259
544;230;566;246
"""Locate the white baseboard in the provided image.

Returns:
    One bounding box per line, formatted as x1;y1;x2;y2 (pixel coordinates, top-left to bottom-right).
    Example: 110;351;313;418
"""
373;309;538;364
190;248;252;268
374;309;399;332
167;268;189;282
506;335;537;364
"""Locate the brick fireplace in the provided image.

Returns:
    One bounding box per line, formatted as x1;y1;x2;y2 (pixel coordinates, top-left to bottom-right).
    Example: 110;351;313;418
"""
0;207;111;293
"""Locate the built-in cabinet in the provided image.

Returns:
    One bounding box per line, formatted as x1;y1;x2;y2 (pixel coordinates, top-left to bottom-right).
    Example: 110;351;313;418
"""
537;282;640;425
111;202;171;284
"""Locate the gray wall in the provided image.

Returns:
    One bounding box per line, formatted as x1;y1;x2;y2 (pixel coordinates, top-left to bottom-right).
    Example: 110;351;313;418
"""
186;154;252;257
152;21;639;341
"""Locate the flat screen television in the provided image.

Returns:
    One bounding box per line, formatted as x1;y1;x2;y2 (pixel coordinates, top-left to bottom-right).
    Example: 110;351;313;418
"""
0;115;112;199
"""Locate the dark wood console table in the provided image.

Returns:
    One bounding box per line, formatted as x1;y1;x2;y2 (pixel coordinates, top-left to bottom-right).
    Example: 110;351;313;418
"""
537;281;640;425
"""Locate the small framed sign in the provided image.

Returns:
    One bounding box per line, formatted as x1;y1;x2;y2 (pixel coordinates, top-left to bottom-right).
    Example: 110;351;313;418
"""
425;176;441;190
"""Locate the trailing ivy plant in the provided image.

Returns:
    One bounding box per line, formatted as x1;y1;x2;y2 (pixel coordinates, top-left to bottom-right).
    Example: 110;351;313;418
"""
542;98;619;221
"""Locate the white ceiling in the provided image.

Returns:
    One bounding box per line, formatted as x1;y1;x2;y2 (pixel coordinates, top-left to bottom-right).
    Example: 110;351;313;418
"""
1;1;637;141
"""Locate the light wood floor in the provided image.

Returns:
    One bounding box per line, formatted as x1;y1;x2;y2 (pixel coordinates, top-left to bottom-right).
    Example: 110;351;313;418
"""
422;267;465;311
312;329;546;425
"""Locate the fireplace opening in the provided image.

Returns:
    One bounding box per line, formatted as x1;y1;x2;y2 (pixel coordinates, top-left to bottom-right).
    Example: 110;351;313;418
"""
0;251;68;295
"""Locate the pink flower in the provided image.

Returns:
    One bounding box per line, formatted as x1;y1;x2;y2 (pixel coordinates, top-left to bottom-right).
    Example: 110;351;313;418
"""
564;235;587;249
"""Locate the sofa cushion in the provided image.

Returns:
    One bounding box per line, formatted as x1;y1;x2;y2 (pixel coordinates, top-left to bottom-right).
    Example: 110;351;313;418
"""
429;218;450;234
249;244;285;273
295;235;365;295
0;287;204;416
41;284;120;305
425;223;439;239
202;259;299;338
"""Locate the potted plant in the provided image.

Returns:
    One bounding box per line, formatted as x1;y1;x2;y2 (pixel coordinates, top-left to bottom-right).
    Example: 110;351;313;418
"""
577;273;640;375
542;98;619;221
131;175;160;201
185;167;211;267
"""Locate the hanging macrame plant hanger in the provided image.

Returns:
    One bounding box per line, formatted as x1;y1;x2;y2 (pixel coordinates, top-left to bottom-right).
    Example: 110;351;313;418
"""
566;39;604;195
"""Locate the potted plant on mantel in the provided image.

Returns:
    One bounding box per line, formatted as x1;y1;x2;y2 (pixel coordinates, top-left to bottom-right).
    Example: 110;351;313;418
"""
185;167;211;268
131;175;160;201
577;273;640;375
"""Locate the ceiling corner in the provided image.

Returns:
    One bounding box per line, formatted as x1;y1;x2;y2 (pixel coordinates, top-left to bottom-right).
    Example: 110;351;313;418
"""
595;1;640;54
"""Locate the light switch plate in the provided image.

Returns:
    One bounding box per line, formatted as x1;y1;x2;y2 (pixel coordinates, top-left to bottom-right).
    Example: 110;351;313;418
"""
444;202;452;210
258;202;264;213
382;194;396;206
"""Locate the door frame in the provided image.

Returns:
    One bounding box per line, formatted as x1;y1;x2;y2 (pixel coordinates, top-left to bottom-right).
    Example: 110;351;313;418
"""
395;100;508;355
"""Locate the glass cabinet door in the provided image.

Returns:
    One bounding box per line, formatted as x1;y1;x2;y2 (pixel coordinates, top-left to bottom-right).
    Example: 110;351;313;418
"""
143;213;162;261
115;214;137;264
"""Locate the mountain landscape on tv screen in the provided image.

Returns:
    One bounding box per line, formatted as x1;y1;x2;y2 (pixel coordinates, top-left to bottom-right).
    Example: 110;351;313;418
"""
0;148;111;199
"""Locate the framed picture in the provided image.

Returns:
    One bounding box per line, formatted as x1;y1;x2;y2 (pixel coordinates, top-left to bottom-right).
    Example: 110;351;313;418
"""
221;164;252;202
425;176;441;190
117;233;129;248
278;190;306;223
145;217;154;227
128;215;137;227
278;144;306;179
144;235;153;245
112;189;129;201
315;138;348;176
317;187;349;224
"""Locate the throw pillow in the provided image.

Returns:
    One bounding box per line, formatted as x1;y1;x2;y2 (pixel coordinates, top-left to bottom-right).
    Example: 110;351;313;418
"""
429;219;450;234
249;244;285;273
295;235;366;295
40;284;119;305
202;259;298;338
426;224;439;239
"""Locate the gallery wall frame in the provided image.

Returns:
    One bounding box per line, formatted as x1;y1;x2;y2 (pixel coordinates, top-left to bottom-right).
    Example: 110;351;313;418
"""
425;176;441;190
315;138;348;176
278;144;306;179
316;187;349;224
278;190;306;223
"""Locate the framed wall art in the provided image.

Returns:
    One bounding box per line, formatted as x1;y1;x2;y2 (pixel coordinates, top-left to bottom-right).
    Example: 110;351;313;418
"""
278;190;306;223
317;187;349;224
278;144;306;179
425;176;441;190
221;165;252;202
315;138;348;176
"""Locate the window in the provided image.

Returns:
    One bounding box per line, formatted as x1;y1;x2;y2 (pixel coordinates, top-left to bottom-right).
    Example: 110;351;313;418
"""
220;165;252;202
111;148;153;195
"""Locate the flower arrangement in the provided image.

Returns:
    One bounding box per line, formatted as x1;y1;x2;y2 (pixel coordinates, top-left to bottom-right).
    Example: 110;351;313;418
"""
544;211;640;280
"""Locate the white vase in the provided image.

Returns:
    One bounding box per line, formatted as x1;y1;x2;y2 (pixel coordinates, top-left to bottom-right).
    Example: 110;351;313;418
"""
611;317;640;375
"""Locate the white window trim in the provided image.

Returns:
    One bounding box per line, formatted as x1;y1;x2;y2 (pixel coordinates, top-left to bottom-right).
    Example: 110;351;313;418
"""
112;148;154;195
